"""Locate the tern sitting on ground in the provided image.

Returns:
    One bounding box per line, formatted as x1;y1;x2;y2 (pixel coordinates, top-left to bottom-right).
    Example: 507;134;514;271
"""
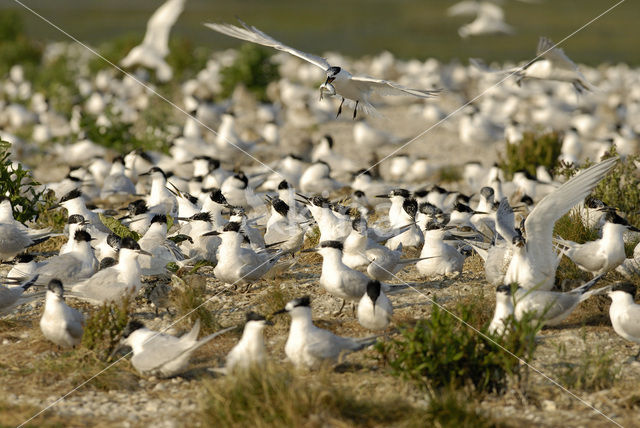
274;296;378;368
223;312;271;373
357;280;393;331
121;319;234;377
40;279;84;348
205;20;440;118
607;282;640;360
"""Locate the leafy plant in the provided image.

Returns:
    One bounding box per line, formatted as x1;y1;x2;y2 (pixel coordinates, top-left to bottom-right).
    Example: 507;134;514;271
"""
220;43;280;102
376;302;540;394
82;297;131;361
498;132;562;179
0;140;46;223
98;213;141;240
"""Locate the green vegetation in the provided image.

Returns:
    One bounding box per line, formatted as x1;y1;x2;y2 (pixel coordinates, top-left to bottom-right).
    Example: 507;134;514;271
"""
220;44;279;102
0;140;45;223
554;333;621;392
170;274;220;334
498;132;562;179
376;303;540;394
98;213;141;240
0;10;41;77
80;113;169;154
82;297;131;362
426;389;506;428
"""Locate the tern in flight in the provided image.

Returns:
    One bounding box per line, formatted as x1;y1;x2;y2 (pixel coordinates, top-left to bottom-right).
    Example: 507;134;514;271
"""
205;20;440;118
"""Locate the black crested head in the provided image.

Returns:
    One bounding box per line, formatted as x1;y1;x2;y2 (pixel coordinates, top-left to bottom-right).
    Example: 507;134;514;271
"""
353;190;366;198
74;229;92;242
121;237;141;251
185;193;199;205
123;320;146;338
611;282;636;296
319;240;343;251
60;188;82;203
453;203;473;214
208;157;221;170
520;195;534;206
112;155;125;165
327;66;341;77
209;188;228;205
413;189;428;198
323;134;334;148
496;284;512;295
430;185;447;194
151;214;167;225
47;279;64;295
291;295;311;308
148;166;166;178
419;202;440;216
366;280;381;303
191;212;212;222
352;217;367;233
128;199;148;215
390;188;411;198
67;214;85;225
234;172;249;188
456;193;472;205
480;186;494;199
107;233;122;249
424;221;442;232
272;198;289;217
354;168;371;177
15;253;35;263
246;311;267;322
277;180;290;190
585;196;605;209
310;196;329;207
515;169;535;180
224;221;241;233
403;198;418;219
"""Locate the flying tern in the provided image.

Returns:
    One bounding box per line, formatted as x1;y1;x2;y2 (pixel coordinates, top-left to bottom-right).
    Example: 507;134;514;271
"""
205;20;440;118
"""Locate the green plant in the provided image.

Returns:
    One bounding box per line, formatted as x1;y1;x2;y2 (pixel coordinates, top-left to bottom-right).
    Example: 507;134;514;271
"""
0;140;46;223
98;213;141;240
376;302;540;394
498;132;562;179
425;388;505;428
220;44;280;102
170;274;220;334
554;332;621;391
553;210;599;284
437;165;462;183
0;10;42;77
82;297;131;361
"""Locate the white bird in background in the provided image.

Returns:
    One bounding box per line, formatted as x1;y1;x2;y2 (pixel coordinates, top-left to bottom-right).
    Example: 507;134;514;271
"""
40;279;85;348
120;0;186;82
205;20;440;118
449;1;515;38
224;312;271;373
0;275;40;316
607;282;640;359
274;296;378;368
121;319;234;377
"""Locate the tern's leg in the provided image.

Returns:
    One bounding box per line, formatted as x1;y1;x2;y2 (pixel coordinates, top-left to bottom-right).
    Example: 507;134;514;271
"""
333;298;346;315
634;347;640;361
353;101;359;120
336;97;345;118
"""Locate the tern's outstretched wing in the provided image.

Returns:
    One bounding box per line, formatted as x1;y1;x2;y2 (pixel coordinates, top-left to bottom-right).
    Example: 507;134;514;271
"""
524;157;618;273
205;20;330;71
143;0;186;57
350;75;441;98
536;37;578;71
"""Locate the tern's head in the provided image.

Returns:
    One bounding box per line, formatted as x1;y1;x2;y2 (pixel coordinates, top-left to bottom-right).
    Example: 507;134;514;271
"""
377;188;410;200
352;217;368;234
318;240;343;254
47;279;64;298
277;180;290;190
107;233;122;250
74;229;92;243
512;233;525;248
209;188;228;205
120;237;151;257
150;214;167;226
139;166;167;180
14;253;35;264
605;211;640;232
128;199;148;215
608;282;636;299
402;198;418;219
366;280;382;306
223;221;242;234
271;198;289;218
585;196;606;210
190;212;212;223
496;284;512;296
59;188;83;205
122;319;146;339
274;295;311;316
67;214;87;225
325;66;341;84
245;311;272;329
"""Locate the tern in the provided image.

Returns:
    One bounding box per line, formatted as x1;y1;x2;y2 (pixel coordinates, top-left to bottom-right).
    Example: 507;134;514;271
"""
274;296;378;368
417;222;465;278
40;279;84;348
0;275;40;316
122;319;234;377
120;0;186;82
607;282;640;359
357;280;393;331
224;312;271;373
205;20;440;118
503;157;618;290
34;230;99;287
557;211;639;277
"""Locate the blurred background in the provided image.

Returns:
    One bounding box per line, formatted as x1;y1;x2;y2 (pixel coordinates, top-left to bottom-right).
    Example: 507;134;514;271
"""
2;0;638;65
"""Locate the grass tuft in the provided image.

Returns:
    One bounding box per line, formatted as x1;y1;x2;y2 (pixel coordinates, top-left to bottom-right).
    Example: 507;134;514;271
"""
82;297;131;362
170;274;220;334
499;132;562;179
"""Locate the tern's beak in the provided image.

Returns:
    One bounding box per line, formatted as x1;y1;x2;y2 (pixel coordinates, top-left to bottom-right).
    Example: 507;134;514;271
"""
47;203;61;211
375;194;390;199
301;247;318;253
137;249;152;256
138;170;151;177
629;225;640;232
202;230;220;237
272;308;287;316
